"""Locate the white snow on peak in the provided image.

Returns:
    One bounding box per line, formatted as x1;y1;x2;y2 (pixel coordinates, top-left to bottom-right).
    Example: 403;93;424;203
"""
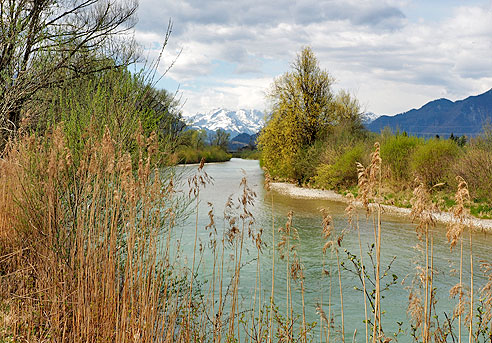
184;108;265;137
361;112;381;124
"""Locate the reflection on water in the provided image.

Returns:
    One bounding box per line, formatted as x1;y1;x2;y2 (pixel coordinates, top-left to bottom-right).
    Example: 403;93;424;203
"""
174;158;492;341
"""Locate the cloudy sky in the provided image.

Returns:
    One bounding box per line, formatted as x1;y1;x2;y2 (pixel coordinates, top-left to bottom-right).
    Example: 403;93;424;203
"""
134;0;492;117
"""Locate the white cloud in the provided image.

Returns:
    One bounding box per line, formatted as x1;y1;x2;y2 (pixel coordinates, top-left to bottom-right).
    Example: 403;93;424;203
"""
134;0;492;115
180;77;272;115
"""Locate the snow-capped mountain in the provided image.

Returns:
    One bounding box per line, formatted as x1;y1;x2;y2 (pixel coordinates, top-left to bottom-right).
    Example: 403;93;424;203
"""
361;112;381;124
184;109;265;138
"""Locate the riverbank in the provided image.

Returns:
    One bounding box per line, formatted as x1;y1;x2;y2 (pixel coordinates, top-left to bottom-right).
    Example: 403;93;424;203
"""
270;182;492;232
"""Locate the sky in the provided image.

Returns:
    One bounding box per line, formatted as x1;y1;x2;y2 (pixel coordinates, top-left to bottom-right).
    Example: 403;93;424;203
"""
133;0;492;117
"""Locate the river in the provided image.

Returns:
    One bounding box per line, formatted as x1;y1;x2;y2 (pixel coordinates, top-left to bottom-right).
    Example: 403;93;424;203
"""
174;158;492;342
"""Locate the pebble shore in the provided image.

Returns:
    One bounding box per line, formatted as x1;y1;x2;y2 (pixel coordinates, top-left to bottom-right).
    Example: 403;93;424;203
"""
270;182;492;232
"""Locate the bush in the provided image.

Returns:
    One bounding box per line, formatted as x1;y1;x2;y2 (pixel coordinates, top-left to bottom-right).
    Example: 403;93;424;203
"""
454;147;492;200
32;68;183;166
292;141;325;184
380;134;422;182
232;149;261;160
313;144;366;190
410;139;461;186
177;146;231;164
201;146;232;162
177;146;201;164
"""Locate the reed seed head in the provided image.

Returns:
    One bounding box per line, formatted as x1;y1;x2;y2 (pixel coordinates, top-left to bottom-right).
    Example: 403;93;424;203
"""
447;176;471;249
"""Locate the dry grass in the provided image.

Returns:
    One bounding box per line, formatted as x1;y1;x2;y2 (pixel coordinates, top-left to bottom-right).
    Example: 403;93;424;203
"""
0;126;174;341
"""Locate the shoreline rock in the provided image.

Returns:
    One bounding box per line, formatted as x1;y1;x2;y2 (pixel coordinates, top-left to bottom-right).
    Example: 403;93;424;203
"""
270;182;492;232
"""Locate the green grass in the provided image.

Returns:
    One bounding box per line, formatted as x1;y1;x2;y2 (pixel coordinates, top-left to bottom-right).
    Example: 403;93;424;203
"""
177;146;232;164
470;202;492;219
231;149;261;160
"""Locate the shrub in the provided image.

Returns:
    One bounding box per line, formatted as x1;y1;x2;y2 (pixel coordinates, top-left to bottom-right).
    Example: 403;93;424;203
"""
232;149;261;160
410;138;460;187
380;134;422;182
177;146;201;164
201;146;232;162
313;144;366;190
292;140;325;184
454;147;492;200
177;146;231;164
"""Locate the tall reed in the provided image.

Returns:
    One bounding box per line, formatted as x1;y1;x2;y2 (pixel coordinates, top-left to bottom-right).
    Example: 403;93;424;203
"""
264;172;276;343
409;179;437;342
346;193;369;343
357;142;383;342
447;176;474;343
0;126;175;341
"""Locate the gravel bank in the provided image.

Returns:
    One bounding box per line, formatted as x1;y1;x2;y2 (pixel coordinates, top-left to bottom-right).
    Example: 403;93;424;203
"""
270;182;492;232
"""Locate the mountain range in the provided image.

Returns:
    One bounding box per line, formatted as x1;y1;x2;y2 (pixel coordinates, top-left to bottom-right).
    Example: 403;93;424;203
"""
367;89;492;137
184;109;265;138
185;88;492;145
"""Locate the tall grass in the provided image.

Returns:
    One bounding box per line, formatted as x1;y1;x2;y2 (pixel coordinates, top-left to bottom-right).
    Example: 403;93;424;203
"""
0;126;174;341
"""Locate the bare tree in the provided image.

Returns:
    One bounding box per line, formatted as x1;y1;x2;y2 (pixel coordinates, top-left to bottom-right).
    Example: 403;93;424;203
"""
0;0;139;141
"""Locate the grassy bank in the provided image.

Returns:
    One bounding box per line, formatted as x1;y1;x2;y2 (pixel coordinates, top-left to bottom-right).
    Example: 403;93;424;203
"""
260;128;492;219
231;149;261;160
176;145;232;164
257;48;492;220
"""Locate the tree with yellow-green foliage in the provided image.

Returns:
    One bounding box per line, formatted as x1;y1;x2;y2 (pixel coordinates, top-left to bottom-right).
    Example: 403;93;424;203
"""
258;47;363;181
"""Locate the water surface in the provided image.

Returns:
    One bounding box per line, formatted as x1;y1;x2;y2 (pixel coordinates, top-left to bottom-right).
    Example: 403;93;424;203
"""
175;158;492;341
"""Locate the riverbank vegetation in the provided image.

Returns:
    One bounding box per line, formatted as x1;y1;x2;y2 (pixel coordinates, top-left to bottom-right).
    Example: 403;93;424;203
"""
175;128;232;163
4;135;492;342
258;48;492;219
232;148;261;160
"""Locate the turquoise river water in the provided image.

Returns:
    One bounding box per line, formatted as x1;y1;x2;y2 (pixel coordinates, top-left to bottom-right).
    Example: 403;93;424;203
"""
173;158;492;342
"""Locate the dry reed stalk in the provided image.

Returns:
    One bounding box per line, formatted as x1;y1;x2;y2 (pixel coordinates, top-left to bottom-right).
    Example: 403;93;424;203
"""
291;249;307;343
249;210;264;343
216;224;227;343
328;265;333;343
264;172;277;343
0;125;179;342
357;142;382;342
469;230;474;343
479;261;492;334
409;178;438;343
224;176;256;340
346;193;369;343
204;201;220;341
320;207;347;343
187;157;211;340
316;302;329;342
278;210;304;342
336;245;345;343
447;176;473;343
320;208;333;343
278;212;290;338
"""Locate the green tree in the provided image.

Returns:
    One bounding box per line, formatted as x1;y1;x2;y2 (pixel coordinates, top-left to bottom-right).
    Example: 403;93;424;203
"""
0;0;139;144
179;129;207;150
210;129;230;151
258;47;362;180
31;66;184;166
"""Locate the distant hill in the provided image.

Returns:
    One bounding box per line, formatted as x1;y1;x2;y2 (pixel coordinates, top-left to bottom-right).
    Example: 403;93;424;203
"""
367;89;492;137
184;108;265;138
